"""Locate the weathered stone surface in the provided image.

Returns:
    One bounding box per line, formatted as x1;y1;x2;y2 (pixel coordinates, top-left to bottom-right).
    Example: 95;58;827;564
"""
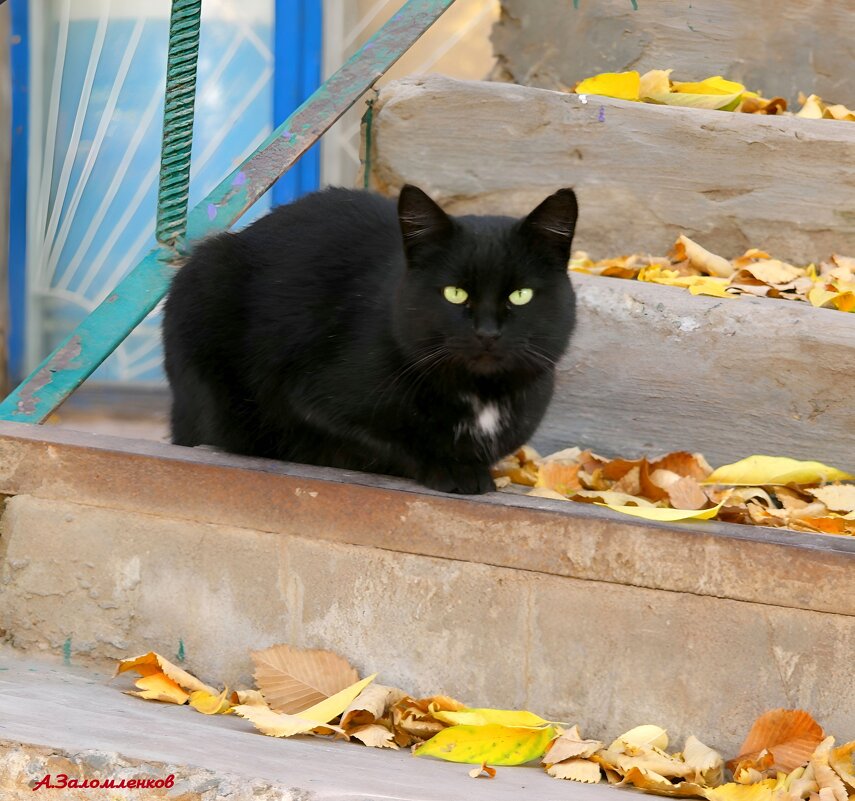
540;273;855;471
2;496;853;755
368;75;855;262
1;425;853;619
492;0;855;108
0;652;617;801
368;76;855;467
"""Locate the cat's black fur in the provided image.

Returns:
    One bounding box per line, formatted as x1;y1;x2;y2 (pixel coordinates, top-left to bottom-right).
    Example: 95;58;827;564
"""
162;185;577;494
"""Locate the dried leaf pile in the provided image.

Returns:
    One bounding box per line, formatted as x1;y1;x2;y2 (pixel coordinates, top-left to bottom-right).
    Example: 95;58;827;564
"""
116;646;855;797
573;69;855;121
570;237;855;313
493;448;855;536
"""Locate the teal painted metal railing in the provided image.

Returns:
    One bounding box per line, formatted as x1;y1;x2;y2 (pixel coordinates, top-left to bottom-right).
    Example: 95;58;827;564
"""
156;0;203;247
0;0;456;423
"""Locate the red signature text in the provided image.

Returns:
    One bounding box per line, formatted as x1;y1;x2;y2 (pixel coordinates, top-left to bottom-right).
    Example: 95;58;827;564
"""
32;774;176;791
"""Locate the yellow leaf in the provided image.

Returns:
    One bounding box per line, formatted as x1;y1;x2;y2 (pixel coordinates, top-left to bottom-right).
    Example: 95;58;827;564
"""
233;688;267;707
189;688;232;715
826;104;855;122
414;723;557;766
233;703;340;737
673;235;734;278
575;71;640;101
683;735;725;786
127;672;190;705
811;737;850;801
704;779;778;801
797;94;826;119
251;643;359;715
115;651;218;695
639;69;673;99
433;708;550;728
574;489;657;507
809;284;855;312
689;279;735;299
704;456;854;486
235;673;376;737
671;76;745;96
548;759;603;783
646;90;743;110
528;487;570;501
596;501;723;522
611;725;670;751
829;741;855;789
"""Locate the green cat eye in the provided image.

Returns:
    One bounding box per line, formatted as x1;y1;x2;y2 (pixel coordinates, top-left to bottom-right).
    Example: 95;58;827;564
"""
443;286;469;305
509;288;534;306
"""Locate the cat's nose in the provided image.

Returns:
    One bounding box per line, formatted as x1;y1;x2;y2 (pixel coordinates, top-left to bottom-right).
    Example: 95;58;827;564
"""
476;328;500;346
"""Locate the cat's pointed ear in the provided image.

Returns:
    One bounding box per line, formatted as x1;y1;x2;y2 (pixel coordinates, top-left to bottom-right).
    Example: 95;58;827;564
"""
398;184;453;254
522;188;578;259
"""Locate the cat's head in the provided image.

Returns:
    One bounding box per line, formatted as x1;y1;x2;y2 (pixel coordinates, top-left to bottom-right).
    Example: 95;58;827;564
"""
394;184;577;380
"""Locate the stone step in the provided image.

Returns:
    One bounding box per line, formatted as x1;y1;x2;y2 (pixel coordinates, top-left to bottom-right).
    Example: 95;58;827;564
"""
1;423;853;759
0;650;615;800
363;75;855;469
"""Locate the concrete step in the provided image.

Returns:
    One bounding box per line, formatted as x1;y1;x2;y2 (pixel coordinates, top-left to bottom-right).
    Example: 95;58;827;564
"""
0;649;616;800
1;423;853;759
363;75;855;469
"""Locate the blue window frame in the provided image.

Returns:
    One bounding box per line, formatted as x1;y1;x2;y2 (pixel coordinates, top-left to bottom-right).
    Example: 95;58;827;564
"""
8;0;29;382
272;0;322;206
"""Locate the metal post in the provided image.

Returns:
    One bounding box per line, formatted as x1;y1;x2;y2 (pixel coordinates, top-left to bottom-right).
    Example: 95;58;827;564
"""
156;0;203;248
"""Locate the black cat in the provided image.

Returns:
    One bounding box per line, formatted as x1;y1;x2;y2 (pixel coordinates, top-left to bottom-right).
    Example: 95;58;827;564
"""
162;185;577;494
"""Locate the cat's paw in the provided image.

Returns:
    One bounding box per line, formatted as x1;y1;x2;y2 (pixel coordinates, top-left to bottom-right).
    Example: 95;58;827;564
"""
419;463;495;495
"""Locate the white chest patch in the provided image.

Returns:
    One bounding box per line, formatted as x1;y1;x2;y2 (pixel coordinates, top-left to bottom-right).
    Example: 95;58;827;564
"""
456;395;504;442
475;402;501;437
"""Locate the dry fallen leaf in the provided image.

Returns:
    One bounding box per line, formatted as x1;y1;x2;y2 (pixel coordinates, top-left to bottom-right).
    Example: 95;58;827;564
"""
350;723;399;749
829;741;855;789
341;683;406;732
127;673;190;705
252;644;359;714
235;673;376;738
468;763;497;779
543;725;603;763
115;651;218;696
810;738;849;801
548;758;603;782
729;709;825;774
536;462;582;495
806;485;855;514
391;695;463;747
673;235;734;278
189;688;232;715
683;735;725;786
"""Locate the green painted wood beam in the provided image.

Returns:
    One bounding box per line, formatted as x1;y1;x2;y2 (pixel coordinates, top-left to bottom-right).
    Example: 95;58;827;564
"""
0;0;456;423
